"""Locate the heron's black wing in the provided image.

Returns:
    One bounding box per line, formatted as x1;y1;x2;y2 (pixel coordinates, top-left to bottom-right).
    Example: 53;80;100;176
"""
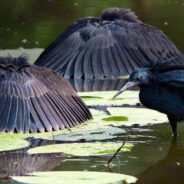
156;65;184;88
0;64;91;133
35;17;98;73
35;15;184;79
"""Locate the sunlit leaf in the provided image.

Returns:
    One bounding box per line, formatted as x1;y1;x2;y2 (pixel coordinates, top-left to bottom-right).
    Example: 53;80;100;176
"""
12;171;137;184
28;142;133;156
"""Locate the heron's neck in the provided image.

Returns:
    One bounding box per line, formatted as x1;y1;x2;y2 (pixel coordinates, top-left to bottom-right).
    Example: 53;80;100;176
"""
139;82;159;106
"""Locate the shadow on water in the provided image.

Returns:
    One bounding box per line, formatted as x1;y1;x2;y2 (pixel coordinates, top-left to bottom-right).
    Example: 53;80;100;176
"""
124;123;184;184
136;138;184;184
0;138;65;182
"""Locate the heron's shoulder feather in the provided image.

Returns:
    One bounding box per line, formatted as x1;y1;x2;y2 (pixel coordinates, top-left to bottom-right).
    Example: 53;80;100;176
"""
155;64;184;89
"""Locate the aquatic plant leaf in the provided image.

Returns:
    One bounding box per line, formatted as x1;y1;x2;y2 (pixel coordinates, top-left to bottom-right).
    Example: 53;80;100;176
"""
28;142;133;156
107;107;168;126
79;91;139;106
12;171;137;184
102;116;128;121
0;134;29;151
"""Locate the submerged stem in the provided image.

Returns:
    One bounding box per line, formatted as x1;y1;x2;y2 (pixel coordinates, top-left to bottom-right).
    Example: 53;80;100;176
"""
108;136;128;167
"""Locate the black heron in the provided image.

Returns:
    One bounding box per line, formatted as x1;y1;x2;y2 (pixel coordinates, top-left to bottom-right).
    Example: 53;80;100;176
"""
113;57;184;136
35;7;184;79
0;56;91;133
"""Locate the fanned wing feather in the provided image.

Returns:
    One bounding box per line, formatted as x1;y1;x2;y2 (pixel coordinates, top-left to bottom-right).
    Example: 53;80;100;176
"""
0;60;92;133
35;13;184;79
157;69;184;88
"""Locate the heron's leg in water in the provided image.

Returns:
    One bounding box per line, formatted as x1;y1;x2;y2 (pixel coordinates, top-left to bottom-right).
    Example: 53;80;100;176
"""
167;115;177;137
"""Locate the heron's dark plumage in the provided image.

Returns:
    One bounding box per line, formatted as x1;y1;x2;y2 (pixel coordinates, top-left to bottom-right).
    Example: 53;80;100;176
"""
35;7;184;79
0;56;92;133
115;58;184;136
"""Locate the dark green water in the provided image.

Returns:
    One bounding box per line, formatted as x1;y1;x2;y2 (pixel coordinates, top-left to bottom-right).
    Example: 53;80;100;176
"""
0;0;184;52
1;123;184;184
0;0;184;183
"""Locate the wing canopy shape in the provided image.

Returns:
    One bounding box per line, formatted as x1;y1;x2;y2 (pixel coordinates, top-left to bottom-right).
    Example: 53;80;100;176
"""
35;8;184;79
0;56;92;133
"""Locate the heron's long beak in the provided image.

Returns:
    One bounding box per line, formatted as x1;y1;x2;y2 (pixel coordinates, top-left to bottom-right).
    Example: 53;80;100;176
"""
113;81;139;99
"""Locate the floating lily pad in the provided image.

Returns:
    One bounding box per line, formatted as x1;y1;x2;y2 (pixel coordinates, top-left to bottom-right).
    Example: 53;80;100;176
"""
0;133;29;151
102;116;128;122
78;91;139;106
107;107;167;126
28;142;133;156
49;126;126;142
12;171;137;184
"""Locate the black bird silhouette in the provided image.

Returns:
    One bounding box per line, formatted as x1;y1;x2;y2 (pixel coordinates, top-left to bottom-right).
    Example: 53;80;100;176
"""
35;7;184;79
0;56;92;133
113;57;184;136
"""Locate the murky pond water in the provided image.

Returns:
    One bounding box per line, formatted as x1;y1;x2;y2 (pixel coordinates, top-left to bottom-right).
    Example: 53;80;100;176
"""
0;0;184;52
1;123;184;183
0;0;184;183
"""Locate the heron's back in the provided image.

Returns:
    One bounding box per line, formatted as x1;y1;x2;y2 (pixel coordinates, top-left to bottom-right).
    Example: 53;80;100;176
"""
139;84;184;117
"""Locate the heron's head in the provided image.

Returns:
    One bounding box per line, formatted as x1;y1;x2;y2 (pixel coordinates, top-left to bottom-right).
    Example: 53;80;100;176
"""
113;68;152;98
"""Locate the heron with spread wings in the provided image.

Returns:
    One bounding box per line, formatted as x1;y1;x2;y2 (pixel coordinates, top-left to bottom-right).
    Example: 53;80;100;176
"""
0;56;91;133
35;8;184;79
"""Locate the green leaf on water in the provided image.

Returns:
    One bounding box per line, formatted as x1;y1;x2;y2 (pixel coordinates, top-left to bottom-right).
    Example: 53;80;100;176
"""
12;171;137;184
102;116;128;122
78;91;139;106
0;134;29;151
107;107;167;126
28;142;133;156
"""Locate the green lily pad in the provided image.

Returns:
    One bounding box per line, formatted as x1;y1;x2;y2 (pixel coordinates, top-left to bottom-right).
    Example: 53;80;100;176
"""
0;133;29;151
49;126;126;142
28;142;133;156
102;116;128;122
78;91;139;106
12;171;137;184
107;107;167;126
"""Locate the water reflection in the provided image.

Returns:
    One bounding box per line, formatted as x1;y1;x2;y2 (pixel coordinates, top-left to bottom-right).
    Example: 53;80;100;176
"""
0;138;64;180
69;78;127;92
1;124;184;184
136;139;184;184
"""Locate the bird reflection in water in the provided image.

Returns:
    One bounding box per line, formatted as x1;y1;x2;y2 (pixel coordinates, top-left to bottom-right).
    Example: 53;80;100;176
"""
136;139;184;184
0;138;64;181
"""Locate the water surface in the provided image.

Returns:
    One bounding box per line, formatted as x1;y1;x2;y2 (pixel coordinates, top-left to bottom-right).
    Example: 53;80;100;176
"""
0;0;184;52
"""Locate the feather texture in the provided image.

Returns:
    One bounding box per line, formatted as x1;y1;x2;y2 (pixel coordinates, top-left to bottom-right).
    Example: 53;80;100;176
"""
0;56;92;133
35;8;184;79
